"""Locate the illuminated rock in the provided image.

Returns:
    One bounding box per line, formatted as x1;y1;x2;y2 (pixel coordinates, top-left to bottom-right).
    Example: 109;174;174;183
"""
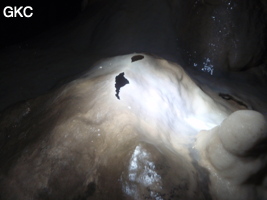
196;110;267;200
0;54;266;200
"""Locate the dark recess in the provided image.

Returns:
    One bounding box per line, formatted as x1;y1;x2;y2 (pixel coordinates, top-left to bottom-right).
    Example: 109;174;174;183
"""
115;72;130;100
131;55;144;62
219;93;248;108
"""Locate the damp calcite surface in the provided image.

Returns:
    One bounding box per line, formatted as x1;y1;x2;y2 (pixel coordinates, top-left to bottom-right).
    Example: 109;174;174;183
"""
0;0;267;199
0;54;266;200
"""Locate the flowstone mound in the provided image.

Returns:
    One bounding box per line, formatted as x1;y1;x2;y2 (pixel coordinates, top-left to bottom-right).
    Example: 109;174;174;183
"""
0;54;266;200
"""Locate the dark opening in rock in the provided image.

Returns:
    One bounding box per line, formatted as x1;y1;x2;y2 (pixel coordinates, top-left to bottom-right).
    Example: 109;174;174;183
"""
219;93;248;108
85;182;96;197
115;72;130;100
73;182;96;200
131;55;144;62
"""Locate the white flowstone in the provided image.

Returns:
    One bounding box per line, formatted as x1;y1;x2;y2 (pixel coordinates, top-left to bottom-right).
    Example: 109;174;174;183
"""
196;109;267;200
